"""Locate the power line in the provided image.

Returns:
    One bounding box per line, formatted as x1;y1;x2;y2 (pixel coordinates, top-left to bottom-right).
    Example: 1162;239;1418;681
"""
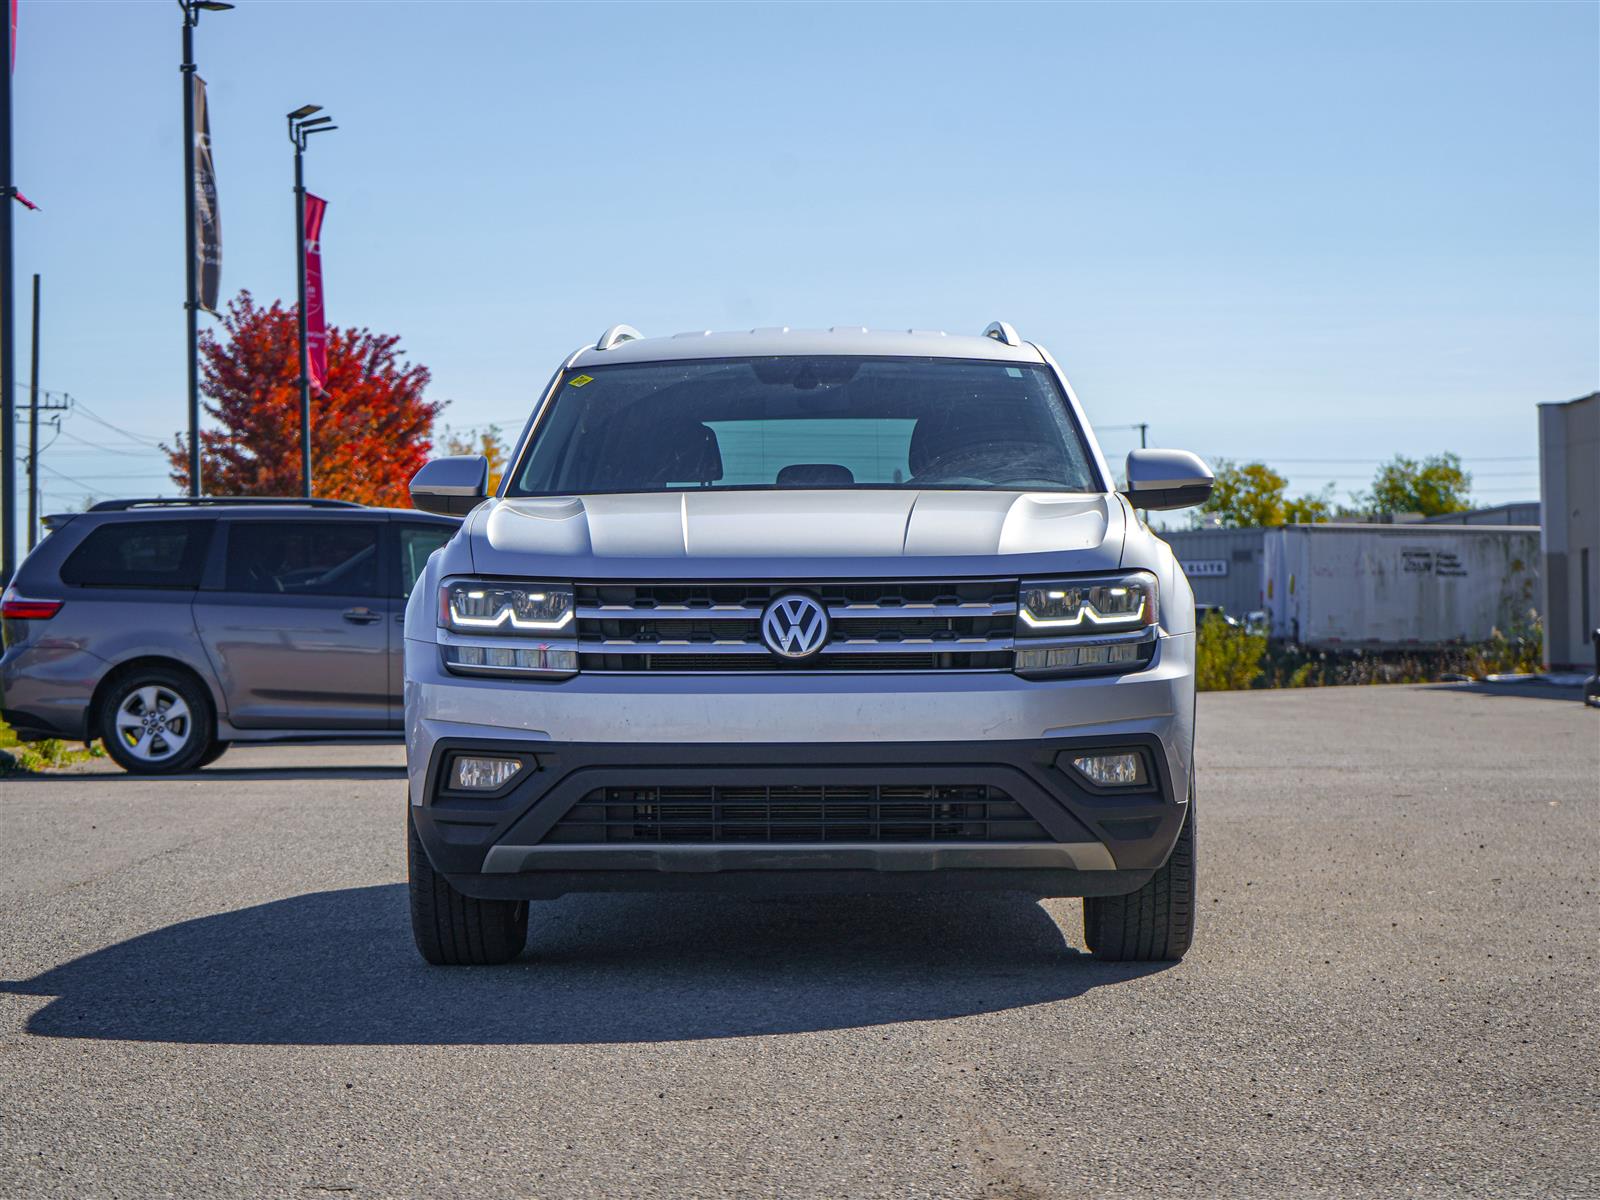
39;462;113;496
54;428;172;456
1230;456;1537;465
70;400;169;448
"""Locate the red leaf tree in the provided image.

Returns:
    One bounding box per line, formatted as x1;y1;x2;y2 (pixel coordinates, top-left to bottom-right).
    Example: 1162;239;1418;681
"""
166;291;444;506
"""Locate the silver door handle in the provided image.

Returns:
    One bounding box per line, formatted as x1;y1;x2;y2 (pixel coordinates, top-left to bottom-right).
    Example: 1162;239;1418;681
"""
343;607;382;624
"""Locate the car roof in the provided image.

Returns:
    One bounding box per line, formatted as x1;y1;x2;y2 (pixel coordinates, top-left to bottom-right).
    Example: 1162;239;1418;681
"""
568;326;1048;369
49;502;455;527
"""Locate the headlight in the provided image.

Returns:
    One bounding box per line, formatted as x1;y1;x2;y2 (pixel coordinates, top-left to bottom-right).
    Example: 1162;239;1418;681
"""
1014;572;1159;678
438;578;578;679
1019;572;1158;632
439;581;574;634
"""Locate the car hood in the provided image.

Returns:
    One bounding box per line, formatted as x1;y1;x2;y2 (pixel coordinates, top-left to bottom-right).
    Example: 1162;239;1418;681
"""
463;490;1129;579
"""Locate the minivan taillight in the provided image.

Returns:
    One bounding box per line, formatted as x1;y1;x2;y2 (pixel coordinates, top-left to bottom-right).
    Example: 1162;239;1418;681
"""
0;588;62;620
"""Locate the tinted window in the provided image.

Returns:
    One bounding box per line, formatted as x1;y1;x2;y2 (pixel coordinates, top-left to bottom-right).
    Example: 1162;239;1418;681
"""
396;523;454;600
508;357;1099;495
226;522;380;597
60;520;212;589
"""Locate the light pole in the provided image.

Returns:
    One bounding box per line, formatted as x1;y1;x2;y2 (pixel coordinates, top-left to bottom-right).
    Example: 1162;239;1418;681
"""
180;0;232;499
287;105;333;498
1;0;15;582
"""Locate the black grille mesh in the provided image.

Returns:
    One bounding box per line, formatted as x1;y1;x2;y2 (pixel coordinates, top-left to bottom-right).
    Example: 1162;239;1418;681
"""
541;784;1050;844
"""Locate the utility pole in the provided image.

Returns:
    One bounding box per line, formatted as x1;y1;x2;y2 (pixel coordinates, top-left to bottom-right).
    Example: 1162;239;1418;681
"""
287;104;334;499
1;0;16;583
26;272;37;544
22;387;68;550
1138;422;1148;450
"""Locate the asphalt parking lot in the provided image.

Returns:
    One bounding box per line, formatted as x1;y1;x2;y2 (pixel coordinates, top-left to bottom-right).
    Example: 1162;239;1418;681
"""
1;684;1595;1199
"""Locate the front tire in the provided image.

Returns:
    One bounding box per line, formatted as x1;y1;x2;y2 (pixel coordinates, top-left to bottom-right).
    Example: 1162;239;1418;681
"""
408;814;528;965
1083;791;1197;962
196;740;230;768
98;668;214;775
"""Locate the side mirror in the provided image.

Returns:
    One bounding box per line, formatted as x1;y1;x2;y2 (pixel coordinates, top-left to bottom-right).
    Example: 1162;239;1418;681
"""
410;455;489;517
1122;449;1214;511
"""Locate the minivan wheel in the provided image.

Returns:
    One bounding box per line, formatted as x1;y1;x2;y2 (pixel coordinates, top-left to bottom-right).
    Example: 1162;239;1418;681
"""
197;740;230;768
98;668;214;775
408;814;528;965
1083;789;1196;963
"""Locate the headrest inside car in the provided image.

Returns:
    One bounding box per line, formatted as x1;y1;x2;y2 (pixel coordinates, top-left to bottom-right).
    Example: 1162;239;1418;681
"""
654;422;724;485
776;463;855;487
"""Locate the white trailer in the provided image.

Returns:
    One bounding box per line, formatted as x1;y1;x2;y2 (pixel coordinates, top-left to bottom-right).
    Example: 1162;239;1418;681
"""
1262;524;1540;649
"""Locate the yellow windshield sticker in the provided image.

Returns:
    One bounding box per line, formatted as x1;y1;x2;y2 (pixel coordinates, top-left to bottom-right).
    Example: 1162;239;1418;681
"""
568;374;594;388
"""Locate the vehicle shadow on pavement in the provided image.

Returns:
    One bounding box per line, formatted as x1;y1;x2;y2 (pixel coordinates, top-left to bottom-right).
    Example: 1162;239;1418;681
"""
1;885;1168;1045
1428;681;1590;703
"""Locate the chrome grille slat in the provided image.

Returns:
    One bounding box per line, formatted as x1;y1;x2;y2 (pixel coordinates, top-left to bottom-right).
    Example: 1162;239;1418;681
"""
575;601;1017;620
575;579;1018;673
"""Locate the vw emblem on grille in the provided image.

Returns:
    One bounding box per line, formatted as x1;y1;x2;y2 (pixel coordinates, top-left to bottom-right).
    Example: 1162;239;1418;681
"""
761;592;830;659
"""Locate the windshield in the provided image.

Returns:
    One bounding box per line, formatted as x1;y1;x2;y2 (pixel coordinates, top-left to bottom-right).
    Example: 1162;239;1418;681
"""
506;356;1102;496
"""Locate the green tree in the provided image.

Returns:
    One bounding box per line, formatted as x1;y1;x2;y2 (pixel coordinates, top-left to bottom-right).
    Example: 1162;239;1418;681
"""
1365;453;1472;517
1195;612;1267;691
1197;460;1333;528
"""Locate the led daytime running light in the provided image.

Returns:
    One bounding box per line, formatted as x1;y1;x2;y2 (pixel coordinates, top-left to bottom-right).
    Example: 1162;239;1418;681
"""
1019;574;1157;632
441;582;574;633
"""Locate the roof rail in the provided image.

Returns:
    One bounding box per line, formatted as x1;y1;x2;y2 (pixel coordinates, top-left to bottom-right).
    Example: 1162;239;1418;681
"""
88;497;364;512
595;324;643;351
982;321;1021;347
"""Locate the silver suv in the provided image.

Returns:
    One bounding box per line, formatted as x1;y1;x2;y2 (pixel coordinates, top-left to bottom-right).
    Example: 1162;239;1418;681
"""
403;323;1214;966
1;498;457;772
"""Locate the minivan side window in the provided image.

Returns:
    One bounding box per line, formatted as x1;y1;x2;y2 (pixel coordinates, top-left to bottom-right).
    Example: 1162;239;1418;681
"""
225;522;381;597
396;524;454;601
59;520;213;589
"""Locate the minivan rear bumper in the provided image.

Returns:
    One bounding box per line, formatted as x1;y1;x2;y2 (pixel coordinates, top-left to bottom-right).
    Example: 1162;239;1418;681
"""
0;643;105;742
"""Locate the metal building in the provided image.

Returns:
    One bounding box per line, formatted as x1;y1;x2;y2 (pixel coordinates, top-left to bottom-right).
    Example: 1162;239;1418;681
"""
1157;528;1267;617
1423;501;1541;527
1538;392;1600;670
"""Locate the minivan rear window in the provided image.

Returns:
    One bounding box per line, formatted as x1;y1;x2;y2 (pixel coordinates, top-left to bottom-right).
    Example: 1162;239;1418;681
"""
59;520;213;589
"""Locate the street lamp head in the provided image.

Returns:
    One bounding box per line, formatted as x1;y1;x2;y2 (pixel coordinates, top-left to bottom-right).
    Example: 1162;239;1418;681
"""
287;104;323;121
195;2;235;10
298;116;334;129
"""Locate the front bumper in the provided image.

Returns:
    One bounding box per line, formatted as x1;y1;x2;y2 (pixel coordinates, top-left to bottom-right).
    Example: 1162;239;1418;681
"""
412;731;1188;901
406;632;1194;900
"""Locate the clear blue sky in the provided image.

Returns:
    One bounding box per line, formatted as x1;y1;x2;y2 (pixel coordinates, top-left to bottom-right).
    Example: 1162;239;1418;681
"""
9;0;1598;526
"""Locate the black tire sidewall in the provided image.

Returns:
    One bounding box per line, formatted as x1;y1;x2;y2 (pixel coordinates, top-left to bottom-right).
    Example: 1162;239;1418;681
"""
99;669;214;775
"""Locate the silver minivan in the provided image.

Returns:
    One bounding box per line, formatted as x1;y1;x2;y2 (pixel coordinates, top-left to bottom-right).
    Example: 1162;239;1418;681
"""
0;498;457;773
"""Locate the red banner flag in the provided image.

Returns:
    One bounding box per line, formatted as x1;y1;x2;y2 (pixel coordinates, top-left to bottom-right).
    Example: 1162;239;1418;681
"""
303;193;328;392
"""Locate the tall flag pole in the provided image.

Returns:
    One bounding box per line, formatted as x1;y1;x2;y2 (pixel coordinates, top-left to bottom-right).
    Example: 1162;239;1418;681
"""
288;104;334;498
1;0;17;582
180;1;228;498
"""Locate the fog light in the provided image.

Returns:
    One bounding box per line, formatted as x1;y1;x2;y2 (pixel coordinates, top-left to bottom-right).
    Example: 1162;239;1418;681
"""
1069;751;1148;788
451;755;523;791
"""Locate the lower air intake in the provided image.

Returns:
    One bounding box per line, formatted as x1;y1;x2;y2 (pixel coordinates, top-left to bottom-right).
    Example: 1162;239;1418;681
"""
541;784;1050;844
